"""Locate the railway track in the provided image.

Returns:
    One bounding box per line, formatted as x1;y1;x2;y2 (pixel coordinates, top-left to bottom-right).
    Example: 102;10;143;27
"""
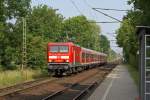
0;63;117;100
42;82;98;100
0;77;57;97
41;68;109;100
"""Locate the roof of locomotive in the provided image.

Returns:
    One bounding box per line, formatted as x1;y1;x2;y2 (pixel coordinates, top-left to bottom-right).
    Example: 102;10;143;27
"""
48;42;107;56
48;42;74;45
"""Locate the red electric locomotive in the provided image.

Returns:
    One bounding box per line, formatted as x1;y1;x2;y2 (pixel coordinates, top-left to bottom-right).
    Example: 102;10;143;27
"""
47;42;107;75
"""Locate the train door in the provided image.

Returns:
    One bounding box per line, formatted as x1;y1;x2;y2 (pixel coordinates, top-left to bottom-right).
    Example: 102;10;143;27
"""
72;46;81;65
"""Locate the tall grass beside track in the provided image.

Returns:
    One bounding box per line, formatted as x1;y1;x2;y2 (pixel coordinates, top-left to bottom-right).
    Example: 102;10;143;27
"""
126;65;139;86
0;69;47;88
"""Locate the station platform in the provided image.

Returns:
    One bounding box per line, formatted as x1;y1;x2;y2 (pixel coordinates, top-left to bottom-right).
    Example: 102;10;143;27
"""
88;65;138;100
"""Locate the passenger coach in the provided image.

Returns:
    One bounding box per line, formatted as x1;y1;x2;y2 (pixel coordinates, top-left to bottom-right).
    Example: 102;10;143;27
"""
47;42;107;75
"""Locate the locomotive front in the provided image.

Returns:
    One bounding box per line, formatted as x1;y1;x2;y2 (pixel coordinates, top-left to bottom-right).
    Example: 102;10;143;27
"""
47;43;72;75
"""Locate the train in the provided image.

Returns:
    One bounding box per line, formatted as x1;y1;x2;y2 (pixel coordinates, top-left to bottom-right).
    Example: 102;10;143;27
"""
47;42;107;76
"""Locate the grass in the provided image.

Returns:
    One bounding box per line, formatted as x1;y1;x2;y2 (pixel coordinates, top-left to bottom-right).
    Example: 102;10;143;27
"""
126;65;139;86
0;69;47;88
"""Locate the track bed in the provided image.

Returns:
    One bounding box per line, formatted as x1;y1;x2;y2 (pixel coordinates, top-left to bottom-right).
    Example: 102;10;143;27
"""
0;64;117;100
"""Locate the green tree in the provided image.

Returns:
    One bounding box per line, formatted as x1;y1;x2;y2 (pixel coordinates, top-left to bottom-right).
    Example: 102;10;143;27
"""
27;5;63;41
62;16;101;51
99;35;110;54
128;0;150;25
26;34;47;69
23;5;64;69
0;0;31;43
0;0;31;69
0;0;31;22
116;11;141;68
108;49;117;61
116;0;148;68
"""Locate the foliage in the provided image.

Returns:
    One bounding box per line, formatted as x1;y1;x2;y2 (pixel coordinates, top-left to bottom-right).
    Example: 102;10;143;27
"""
127;64;139;86
0;0;31;22
0;69;46;88
26;34;46;69
116;0;150;69
27;5;64;41
116;12;139;68
22;5;64;69
128;0;150;25
0;0;31;69
107;49;117;61
12;5;63;69
99;35;110;54
62;16;101;51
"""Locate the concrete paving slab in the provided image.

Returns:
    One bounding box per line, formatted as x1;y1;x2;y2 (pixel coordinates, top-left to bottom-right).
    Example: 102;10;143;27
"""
87;65;138;100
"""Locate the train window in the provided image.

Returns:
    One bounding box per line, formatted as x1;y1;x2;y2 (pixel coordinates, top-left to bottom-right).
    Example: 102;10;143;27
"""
82;53;84;58
50;46;59;52
87;54;89;58
50;46;68;53
59;46;68;53
85;53;87;58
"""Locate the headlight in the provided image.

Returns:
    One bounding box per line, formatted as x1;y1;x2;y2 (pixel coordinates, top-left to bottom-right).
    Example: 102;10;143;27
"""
61;56;69;59
66;60;69;62
49;56;57;59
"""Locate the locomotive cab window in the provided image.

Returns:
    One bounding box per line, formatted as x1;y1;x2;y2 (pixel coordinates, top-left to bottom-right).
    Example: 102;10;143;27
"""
59;46;68;53
50;46;59;52
50;46;69;53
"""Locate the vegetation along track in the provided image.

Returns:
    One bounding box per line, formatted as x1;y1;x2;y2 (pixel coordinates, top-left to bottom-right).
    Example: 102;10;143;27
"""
0;63;117;100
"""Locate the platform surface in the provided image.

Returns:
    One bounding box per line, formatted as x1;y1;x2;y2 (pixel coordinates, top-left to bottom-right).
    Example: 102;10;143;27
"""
88;65;138;100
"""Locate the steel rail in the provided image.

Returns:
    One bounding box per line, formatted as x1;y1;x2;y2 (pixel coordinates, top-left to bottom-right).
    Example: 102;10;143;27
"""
41;65;115;100
72;74;108;100
0;78;57;97
72;82;98;100
41;70;100;100
42;83;78;100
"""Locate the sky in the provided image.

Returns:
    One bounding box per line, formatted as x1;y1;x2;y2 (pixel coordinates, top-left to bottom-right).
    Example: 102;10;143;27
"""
31;0;132;54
